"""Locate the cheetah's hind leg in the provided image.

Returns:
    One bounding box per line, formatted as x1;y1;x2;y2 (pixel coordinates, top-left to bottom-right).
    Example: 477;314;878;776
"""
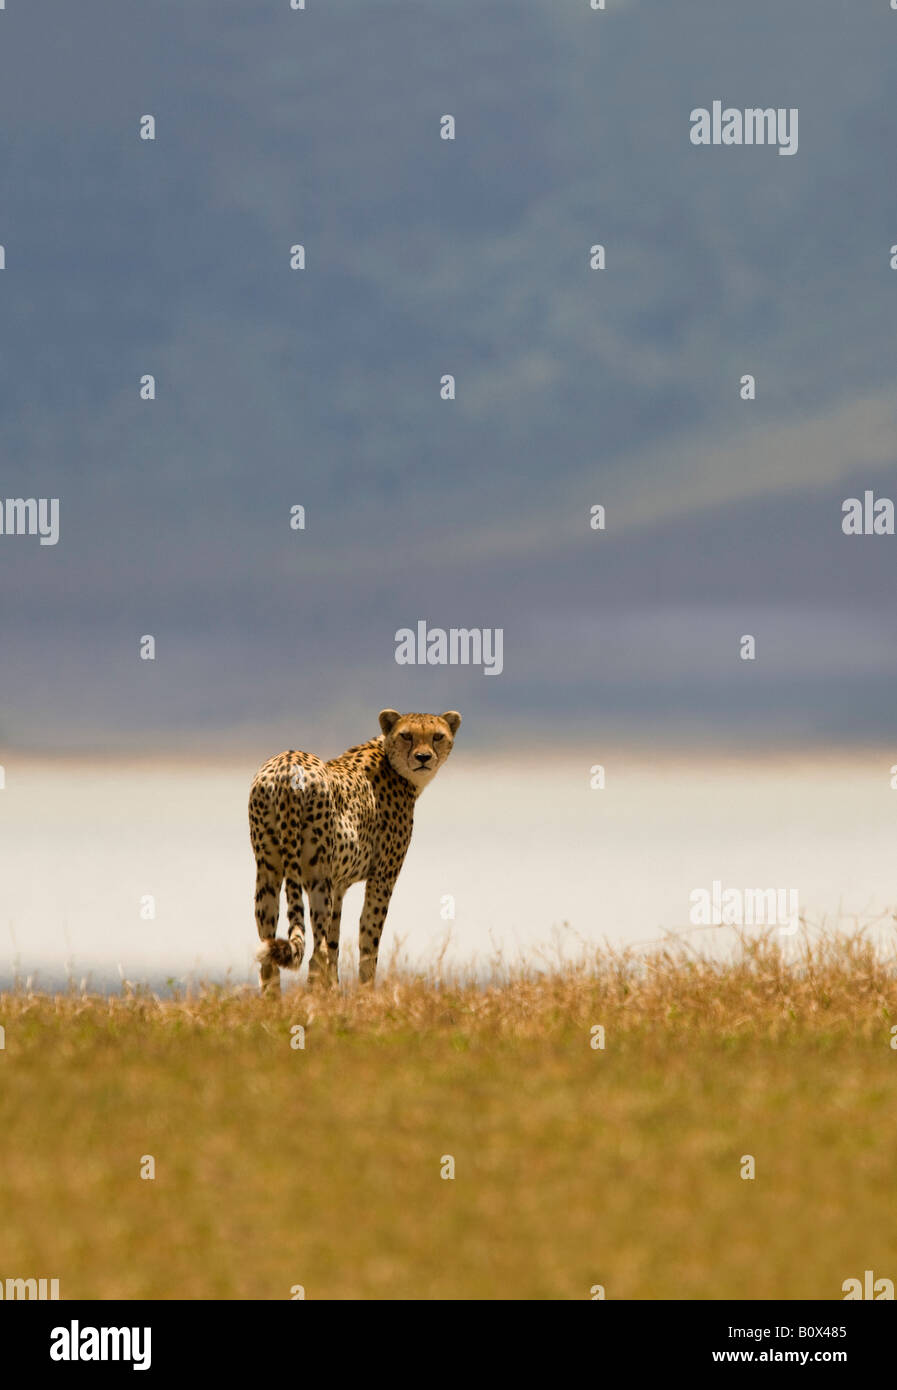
256;936;300;995
256;869;306;994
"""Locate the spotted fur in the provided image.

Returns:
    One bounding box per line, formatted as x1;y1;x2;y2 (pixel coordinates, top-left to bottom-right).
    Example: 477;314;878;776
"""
249;709;461;992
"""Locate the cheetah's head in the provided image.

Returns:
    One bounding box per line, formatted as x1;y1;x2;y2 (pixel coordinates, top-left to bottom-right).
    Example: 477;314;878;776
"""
378;709;461;791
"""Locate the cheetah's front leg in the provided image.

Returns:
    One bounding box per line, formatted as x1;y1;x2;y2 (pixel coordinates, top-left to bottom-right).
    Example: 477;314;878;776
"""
358;874;396;985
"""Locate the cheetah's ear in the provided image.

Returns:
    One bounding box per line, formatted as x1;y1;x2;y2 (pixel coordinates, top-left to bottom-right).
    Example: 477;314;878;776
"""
379;708;401;735
440;711;462;735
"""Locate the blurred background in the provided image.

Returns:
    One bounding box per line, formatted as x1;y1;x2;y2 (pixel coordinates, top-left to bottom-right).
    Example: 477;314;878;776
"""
1;0;896;984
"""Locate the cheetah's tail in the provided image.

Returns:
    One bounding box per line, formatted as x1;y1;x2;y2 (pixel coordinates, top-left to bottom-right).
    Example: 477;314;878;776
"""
257;937;302;969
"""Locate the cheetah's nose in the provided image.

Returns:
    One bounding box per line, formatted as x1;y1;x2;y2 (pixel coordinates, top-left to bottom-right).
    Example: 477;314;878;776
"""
415;751;432;765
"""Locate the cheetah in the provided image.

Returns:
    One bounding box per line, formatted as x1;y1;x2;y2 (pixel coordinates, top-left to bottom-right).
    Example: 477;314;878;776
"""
249;708;462;992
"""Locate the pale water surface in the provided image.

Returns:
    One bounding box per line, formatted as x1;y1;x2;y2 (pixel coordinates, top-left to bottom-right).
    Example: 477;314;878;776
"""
2;752;895;989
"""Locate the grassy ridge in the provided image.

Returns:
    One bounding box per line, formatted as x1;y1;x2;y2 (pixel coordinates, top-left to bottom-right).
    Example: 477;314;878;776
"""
1;930;896;1300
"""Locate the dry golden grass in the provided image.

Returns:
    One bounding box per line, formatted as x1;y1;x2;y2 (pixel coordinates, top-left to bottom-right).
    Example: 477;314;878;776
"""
1;926;896;1300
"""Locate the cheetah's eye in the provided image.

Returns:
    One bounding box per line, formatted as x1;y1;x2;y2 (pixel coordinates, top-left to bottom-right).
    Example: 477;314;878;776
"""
433;733;444;742
400;732;413;742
